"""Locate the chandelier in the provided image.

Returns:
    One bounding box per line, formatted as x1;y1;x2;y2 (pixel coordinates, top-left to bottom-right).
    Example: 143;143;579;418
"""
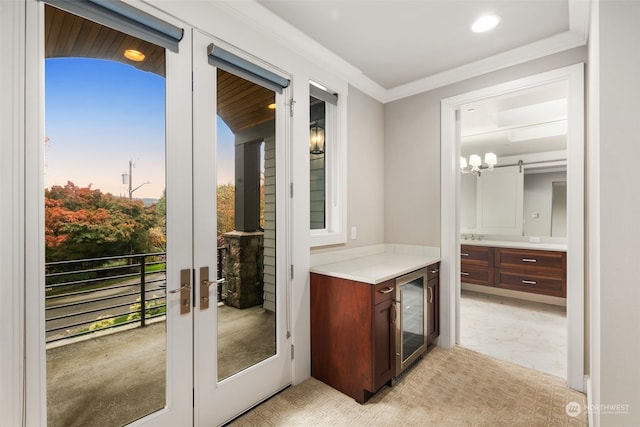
460;152;497;175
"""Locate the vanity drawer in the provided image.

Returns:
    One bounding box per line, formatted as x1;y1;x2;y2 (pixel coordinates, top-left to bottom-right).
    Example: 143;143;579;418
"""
460;263;494;287
460;245;494;266
495;248;565;272
374;280;395;305
494;268;565;297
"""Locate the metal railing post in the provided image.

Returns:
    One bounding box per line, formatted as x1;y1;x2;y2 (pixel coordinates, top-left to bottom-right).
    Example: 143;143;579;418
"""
140;255;146;327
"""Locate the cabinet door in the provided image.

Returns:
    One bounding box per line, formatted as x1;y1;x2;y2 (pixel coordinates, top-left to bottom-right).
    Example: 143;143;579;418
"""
372;298;395;391
426;277;439;345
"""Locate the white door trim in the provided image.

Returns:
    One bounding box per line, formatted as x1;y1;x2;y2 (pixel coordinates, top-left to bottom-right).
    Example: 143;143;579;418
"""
440;63;585;391
1;2;27;425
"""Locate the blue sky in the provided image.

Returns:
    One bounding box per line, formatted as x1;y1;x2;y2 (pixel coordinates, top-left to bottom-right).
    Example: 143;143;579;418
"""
45;57;235;199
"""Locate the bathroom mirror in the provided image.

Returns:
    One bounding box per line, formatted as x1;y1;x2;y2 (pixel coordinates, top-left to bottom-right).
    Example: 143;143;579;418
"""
459;81;568;239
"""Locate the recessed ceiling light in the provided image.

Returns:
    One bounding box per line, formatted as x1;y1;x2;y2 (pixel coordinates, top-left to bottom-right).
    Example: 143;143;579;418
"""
124;49;145;62
267;103;276;110
471;15;500;33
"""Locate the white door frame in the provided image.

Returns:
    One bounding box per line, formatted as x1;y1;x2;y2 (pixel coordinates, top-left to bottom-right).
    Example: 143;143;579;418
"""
440;63;585;391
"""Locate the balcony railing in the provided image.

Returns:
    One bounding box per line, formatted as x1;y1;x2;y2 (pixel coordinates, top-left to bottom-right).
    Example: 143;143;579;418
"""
45;247;227;344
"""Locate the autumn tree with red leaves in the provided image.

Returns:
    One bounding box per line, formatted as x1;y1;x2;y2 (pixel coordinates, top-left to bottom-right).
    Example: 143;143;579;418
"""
45;182;164;261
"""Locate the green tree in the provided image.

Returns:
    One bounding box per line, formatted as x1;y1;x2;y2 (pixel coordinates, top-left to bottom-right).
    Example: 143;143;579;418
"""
45;181;163;261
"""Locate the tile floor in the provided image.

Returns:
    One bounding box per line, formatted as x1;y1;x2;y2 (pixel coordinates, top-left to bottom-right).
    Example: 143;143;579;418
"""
459;290;567;379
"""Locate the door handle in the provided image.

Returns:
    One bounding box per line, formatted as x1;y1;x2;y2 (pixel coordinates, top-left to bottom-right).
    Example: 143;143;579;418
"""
169;269;191;315
200;266;225;310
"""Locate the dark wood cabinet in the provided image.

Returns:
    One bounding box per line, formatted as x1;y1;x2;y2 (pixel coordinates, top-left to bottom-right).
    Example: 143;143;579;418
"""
494;247;566;297
372;296;395;391
310;273;395;403
460;245;567;298
460;245;494;286
426;263;439;345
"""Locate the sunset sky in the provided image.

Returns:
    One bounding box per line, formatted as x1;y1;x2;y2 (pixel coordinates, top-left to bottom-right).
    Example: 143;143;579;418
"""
45;57;235;200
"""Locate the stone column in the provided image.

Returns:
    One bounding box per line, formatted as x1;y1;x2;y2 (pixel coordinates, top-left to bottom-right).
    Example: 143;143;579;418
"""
222;231;264;309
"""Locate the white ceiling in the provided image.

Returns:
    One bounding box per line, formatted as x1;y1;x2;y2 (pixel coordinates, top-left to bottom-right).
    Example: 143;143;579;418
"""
258;0;569;89
244;0;588;102
460;81;568;158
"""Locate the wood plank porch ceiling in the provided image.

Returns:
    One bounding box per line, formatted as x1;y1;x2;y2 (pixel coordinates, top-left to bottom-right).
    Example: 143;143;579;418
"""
45;5;275;133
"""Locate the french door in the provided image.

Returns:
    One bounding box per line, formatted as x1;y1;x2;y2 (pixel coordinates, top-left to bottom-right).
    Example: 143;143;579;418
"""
191;28;292;426
32;2;291;425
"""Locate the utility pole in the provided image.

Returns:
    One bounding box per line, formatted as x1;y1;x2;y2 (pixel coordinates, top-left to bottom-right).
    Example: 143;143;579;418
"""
128;159;133;199
122;159;150;200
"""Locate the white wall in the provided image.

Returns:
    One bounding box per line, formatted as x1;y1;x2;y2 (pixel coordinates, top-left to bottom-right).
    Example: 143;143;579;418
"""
460;173;476;233
384;47;587;246
310;85;385;253
523;171;566;237
550;181;567;237
592;1;640;425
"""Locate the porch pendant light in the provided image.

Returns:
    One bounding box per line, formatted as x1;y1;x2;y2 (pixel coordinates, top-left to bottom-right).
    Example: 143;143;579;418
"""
310;123;325;155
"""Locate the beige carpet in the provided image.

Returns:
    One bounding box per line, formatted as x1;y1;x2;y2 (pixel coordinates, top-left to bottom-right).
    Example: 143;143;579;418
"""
230;346;587;426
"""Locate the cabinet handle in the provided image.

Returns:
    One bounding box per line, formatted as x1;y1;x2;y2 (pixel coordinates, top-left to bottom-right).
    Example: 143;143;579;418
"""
378;287;394;294
461;253;469;257
429;269;439;274
460;272;469;276
522;280;537;285
428;287;434;304
522;258;537;263
390;304;396;324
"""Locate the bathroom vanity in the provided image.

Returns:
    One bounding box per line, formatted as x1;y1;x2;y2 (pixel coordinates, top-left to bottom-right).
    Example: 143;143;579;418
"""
461;241;567;298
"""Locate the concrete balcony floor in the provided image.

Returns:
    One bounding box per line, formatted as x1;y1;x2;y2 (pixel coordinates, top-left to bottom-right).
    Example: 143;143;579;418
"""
47;305;275;427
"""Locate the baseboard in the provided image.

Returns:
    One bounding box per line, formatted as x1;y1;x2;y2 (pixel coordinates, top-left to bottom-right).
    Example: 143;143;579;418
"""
585;375;594;427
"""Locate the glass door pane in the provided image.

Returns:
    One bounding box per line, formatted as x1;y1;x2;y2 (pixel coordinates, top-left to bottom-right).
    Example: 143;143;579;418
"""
216;68;277;380
44;5;167;426
401;278;425;360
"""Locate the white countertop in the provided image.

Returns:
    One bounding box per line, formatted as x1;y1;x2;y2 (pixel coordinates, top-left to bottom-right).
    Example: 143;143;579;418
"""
309;253;440;285
461;239;567;252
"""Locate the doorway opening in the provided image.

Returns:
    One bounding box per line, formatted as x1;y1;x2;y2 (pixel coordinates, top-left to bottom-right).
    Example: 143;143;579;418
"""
458;81;569;379
440;64;585;391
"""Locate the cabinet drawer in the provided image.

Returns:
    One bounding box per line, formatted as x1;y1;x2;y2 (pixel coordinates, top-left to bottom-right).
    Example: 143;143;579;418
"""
495;248;565;272
460;263;494;287
495;268;565;297
460;245;494;266
374;280;395;305
427;262;440;280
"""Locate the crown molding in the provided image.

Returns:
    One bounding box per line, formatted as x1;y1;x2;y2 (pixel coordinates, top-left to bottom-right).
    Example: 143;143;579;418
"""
385;0;589;102
385;31;586;102
214;0;589;104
